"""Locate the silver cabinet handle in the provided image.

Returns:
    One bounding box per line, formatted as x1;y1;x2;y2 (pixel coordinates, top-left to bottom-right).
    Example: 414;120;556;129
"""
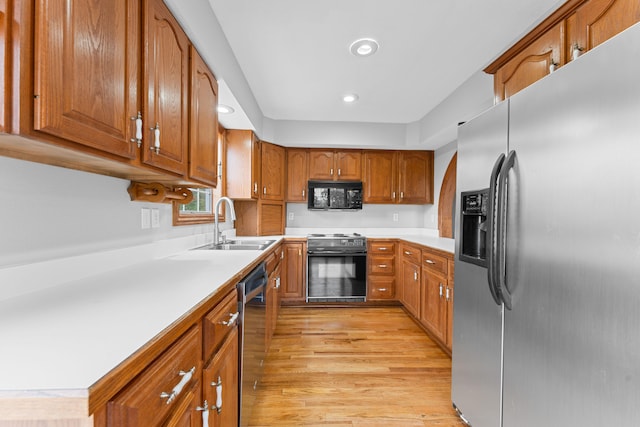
425;259;436;265
439;283;443;298
392;191;396;199
219;312;239;327
302;189;305;197
254;182;258;194
150;123;160;154
330;168;334;176
572;44;583;61
263;187;267;195
400;191;404;199
446;286;451;301
211;376;223;414
338;168;341;176
378;247;388;251
413;271;418;281
404;251;411;256
196;400;210;424
378;264;387;268
379;288;387;292
275;277;281;289
130;111;142;147
160;366;195;404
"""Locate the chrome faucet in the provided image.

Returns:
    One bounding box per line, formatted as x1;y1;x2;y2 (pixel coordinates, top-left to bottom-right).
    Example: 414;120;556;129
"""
214;196;237;245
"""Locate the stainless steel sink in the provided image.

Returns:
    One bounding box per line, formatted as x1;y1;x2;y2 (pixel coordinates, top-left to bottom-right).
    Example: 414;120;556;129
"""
197;239;276;251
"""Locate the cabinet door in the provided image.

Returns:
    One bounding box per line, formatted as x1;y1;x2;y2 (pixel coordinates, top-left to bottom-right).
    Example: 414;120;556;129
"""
493;21;564;102
308;150;335;180
33;0;139;159
362;151;397;203
143;0;190;175
566;0;640;60
203;328;239;427
282;242;306;301
226;129;259;199
420;272;447;344
336;150;362;180
397;151;434;204
189;46;218;186
401;259;420;318
261;142;285;201
258;201;284;236
163;379;201;427
286;148;308;202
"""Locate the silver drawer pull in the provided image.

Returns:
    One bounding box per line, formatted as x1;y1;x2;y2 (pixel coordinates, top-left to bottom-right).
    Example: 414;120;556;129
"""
404;251;411;255
219;312;239;327
160;366;195;404
425;259;436;264
211;376;223;413
378;247;388;251
378;264;387;268
379;288;387;292
196;400;209;424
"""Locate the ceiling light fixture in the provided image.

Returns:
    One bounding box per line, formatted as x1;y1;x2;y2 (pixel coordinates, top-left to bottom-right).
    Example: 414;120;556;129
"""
349;38;379;57
343;94;359;103
217;104;235;114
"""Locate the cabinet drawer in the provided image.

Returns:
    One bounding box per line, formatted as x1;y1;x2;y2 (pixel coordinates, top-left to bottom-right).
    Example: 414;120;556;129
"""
108;325;202;425
400;243;421;265
368;255;395;275
203;289;239;363
368;277;395;300
422;251;448;276
369;241;396;254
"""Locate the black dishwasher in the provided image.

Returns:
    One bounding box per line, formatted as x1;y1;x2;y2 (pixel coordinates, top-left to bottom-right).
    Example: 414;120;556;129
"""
237;262;268;427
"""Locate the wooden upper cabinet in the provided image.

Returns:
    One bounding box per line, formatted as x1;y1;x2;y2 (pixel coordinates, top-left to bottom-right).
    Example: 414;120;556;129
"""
32;0;140;159
286;148;308;202
226;129;260;199
188;46;218;187
308;149;361;181
335;150;362;180
363;150;433;204
486;0;640;102
308;150;335;180
398;151;433;204
261;141;285;201
362;151;397;203
492;22;564;102
142;0;190;176
566;0;640;59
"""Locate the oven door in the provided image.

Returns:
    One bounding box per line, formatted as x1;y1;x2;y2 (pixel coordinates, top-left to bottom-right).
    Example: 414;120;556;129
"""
307;252;367;302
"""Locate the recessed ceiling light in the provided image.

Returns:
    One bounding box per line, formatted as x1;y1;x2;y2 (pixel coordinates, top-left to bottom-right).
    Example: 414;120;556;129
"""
217;104;235;114
343;94;359;103
349;38;379;57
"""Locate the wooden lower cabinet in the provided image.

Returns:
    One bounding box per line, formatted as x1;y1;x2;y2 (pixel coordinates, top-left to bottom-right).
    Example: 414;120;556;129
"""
203;328;239;427
399;243;421;318
420;271;448;345
367;239;396;301
104;288;240;426
266;245;283;349
281;240;306;302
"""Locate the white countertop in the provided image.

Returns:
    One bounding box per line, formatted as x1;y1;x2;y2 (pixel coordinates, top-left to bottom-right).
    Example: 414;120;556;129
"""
0;247;266;394
0;231;453;395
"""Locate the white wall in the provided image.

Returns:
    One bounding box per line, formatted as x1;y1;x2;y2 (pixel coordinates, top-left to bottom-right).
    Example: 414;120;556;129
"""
286;203;426;229
0;157;215;267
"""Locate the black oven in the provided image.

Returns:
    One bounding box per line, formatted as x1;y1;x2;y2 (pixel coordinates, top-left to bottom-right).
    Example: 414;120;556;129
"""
306;234;367;302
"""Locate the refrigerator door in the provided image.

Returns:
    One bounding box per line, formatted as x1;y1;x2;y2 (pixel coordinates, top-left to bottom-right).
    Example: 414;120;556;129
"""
503;23;640;426
452;101;508;427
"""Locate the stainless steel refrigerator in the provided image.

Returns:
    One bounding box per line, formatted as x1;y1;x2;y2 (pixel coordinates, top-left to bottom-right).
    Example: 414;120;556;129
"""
451;22;640;427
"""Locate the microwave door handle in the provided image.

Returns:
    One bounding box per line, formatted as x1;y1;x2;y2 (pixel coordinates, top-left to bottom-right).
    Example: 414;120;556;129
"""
487;153;505;306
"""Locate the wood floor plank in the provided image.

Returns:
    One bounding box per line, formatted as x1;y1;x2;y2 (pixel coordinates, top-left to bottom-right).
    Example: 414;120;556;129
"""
248;306;466;426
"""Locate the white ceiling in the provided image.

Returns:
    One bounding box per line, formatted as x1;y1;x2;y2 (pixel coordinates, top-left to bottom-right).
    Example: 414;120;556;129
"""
208;0;564;128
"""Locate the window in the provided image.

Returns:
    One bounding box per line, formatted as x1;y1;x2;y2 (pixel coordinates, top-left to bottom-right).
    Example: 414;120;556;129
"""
172;187;214;225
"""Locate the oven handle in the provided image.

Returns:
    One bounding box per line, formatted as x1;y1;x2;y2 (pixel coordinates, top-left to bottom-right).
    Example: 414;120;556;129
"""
307;250;367;256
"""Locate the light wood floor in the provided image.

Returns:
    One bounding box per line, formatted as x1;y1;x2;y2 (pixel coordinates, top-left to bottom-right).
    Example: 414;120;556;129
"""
248;306;466;426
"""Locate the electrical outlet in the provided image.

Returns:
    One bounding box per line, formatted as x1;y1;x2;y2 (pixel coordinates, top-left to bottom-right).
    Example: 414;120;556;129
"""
288;212;295;221
151;209;160;228
393;213;399;222
141;208;151;229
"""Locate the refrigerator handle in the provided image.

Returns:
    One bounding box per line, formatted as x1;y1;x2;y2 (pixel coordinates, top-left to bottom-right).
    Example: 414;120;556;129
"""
487;153;506;306
496;150;517;310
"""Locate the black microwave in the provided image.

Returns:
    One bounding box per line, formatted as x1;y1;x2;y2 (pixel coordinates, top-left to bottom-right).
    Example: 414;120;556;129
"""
307;181;363;210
